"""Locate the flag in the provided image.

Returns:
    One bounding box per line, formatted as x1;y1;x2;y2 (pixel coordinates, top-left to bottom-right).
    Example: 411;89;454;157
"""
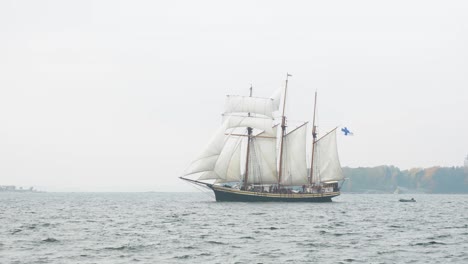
341;127;353;136
287;73;292;77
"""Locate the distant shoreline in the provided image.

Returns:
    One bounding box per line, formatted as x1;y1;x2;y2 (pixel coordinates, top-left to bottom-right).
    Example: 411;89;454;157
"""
1;191;468;195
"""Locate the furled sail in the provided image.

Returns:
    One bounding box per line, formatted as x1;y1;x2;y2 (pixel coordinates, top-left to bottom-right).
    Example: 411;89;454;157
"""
314;129;344;182
246;134;278;184
225;95;276;118
280;124;309;186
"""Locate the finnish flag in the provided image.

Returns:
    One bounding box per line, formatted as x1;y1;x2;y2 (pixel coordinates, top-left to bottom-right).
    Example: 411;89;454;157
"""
341;127;354;136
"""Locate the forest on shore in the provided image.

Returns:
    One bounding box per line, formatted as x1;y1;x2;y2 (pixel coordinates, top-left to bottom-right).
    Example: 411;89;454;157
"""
340;166;468;194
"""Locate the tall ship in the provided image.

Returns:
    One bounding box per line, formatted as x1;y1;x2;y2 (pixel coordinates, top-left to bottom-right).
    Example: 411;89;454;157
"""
180;74;344;202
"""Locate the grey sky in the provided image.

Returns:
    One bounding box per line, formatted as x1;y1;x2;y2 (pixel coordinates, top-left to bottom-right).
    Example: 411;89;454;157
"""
1;0;467;191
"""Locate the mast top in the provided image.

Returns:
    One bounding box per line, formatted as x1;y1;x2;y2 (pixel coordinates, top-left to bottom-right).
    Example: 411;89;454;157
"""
282;73;291;118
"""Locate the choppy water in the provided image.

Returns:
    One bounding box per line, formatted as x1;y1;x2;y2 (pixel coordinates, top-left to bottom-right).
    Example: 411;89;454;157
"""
1;192;467;264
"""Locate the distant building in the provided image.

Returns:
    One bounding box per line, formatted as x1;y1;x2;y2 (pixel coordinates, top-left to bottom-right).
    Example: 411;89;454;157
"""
0;185;16;191
0;185;38;192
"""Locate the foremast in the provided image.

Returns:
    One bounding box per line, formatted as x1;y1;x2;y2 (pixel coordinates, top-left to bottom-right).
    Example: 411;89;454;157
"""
242;85;253;190
309;91;318;185
277;73;291;186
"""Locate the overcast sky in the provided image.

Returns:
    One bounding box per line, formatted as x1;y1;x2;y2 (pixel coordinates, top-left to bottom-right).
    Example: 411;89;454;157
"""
1;0;467;191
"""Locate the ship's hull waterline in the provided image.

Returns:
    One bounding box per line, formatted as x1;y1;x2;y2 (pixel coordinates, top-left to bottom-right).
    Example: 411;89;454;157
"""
210;186;340;202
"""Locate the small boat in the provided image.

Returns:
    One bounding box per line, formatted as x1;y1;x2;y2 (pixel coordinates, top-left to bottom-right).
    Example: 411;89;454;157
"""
399;198;416;202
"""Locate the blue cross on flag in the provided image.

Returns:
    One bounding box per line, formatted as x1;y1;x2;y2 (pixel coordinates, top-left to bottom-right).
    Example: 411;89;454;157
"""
341;127;353;136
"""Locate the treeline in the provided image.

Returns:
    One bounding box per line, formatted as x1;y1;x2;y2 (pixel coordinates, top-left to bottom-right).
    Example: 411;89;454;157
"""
340;166;468;194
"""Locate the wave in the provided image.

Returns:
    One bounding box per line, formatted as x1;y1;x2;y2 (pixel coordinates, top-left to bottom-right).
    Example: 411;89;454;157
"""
259;227;281;230
183;246;197;250
296;242;326;248
412;241;446;246
42;238;59;243
102;244;155;251
206;241;227;245
11;228;22;234
428;234;452;239
104;246;126;251
22;224;37;230
341;259;357;263
333;233;347;237
251;212;266;215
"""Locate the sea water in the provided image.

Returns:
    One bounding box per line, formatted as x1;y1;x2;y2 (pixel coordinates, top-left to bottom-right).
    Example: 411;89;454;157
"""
1;192;467;264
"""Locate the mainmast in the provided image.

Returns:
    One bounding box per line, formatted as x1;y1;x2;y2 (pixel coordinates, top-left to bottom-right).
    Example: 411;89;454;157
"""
309;91;318;185
242;85;253;190
278;73;291;185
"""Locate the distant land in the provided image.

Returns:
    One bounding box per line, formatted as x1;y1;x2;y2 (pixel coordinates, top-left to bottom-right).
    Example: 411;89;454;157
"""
341;166;468;194
1;165;467;194
0;185;41;193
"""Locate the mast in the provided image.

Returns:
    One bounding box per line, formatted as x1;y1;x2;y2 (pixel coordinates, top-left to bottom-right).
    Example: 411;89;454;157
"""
309;91;318;185
242;85;253;190
278;73;291;186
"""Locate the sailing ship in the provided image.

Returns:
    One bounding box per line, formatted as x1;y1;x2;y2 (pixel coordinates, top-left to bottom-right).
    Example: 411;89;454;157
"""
180;74;344;202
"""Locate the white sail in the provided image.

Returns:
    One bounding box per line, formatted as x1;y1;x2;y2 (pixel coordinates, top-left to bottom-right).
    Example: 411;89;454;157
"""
214;136;242;182
314;129;343;182
225;95;276;118
246;135;278;184
270;87;282;111
225;115;276;137
183;121;229;178
197;171;219;181
185;156;219;178
280;124;309;186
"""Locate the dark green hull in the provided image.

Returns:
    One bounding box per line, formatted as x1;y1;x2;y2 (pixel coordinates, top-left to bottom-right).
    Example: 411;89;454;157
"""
211;186;339;202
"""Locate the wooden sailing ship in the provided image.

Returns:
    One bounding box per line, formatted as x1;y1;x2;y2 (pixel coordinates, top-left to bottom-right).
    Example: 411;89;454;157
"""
180;74;344;202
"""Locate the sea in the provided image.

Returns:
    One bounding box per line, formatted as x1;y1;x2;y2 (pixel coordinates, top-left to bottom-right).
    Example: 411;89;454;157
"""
1;192;467;264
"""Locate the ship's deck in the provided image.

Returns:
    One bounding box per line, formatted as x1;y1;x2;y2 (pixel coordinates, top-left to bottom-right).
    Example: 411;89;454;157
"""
211;185;340;202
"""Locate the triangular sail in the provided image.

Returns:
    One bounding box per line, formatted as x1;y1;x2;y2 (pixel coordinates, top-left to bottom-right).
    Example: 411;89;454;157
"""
214;136;242;182
183;120;229;178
